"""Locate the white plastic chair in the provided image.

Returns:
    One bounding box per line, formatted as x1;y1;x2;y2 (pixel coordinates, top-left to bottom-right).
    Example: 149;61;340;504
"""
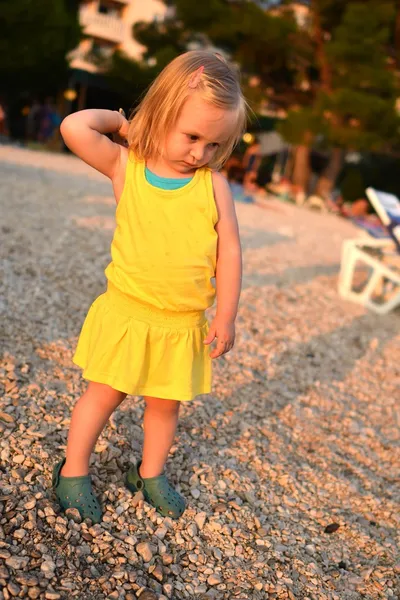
338;188;400;314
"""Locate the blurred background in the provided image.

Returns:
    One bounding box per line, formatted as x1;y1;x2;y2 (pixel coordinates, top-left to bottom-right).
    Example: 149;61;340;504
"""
1;0;400;217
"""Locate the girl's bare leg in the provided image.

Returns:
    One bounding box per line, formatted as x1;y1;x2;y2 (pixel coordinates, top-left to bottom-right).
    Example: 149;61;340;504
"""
61;382;126;477
140;396;181;478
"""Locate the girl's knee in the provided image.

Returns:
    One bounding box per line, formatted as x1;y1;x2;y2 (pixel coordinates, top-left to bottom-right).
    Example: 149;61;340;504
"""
83;382;126;407
144;396;181;414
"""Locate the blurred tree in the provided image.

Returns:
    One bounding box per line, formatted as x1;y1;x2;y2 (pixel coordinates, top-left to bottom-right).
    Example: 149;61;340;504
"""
104;52;157;113
0;0;81;96
278;0;345;197
105;0;400;203
279;1;400;200
316;1;399;198
105;0;310;113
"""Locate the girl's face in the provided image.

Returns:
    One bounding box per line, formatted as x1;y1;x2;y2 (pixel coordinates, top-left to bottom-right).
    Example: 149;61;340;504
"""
161;95;238;176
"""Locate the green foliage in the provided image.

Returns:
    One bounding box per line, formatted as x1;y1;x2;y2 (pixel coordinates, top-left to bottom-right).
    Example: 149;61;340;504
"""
133;20;184;66
321;1;400;151
173;0;226;32
316;0;355;32
277;106;326;145
126;0;305;104
0;0;81;95
106;0;400;156
104;51;156;109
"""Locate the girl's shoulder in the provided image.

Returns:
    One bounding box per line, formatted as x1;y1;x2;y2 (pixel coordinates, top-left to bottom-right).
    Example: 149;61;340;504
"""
210;171;234;219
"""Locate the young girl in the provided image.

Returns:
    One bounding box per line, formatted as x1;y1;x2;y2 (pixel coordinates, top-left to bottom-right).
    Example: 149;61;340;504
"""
52;51;246;523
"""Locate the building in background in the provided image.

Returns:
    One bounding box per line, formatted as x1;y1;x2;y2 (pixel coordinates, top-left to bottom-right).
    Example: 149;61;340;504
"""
66;0;168;110
269;1;311;30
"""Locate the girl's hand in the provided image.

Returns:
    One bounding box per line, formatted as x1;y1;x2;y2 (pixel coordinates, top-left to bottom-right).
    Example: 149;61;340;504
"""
112;108;129;147
203;317;235;359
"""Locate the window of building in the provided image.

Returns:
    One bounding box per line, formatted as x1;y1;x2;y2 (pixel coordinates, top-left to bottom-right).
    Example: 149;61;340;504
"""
97;2;122;18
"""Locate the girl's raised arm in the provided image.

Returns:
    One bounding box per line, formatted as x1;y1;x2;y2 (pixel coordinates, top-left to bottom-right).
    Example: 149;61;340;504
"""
60;109;129;180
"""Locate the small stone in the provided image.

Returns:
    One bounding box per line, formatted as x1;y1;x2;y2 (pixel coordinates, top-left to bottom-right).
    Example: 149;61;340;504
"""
0;411;15;424
186;523;197;537
89;524;103;537
305;544;316;555
338;561;347;570
13;529;26;540
7;581;21;596
194;512;207;530
131;490;144;507
14;575;38;587
112;571;126;580
45;592;61;600
136;542;153;563
0;565;9;579
324;523;340;534
139;592;158;600
394;563;400;574
243;490;255;505
191;488;201;499
41;560;56;578
5;557;29;570
150;564;163;582
125;536;137;546
163;583;173;597
13;455;25;464
154;525;168;540
207;574;222;586
28;588;41;599
194;584;208;594
65;508;82;523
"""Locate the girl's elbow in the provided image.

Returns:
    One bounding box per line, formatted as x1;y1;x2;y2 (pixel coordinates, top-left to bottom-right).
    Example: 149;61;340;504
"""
60;114;80;144
60;115;72;138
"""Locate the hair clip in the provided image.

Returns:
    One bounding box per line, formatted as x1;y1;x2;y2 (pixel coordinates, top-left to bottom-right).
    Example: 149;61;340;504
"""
214;52;227;64
188;66;204;89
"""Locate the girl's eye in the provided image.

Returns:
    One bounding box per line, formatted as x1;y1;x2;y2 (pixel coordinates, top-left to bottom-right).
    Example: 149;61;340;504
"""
188;135;198;141
209;143;219;149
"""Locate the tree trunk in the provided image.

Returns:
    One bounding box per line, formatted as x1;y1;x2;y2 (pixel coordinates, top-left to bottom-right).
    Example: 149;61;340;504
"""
292;144;311;204
315;147;343;199
395;0;400;68
311;0;332;92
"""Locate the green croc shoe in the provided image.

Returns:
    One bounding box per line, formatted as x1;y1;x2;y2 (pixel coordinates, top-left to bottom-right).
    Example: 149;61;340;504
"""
52;458;102;524
125;461;186;519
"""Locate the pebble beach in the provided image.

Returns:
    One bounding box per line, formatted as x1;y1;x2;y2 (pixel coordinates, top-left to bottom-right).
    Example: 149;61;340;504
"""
0;146;399;600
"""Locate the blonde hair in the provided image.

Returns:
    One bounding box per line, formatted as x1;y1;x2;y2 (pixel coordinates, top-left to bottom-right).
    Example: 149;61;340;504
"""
127;50;248;170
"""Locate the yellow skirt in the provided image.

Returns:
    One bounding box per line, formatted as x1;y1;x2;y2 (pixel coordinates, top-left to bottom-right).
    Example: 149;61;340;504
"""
73;283;212;401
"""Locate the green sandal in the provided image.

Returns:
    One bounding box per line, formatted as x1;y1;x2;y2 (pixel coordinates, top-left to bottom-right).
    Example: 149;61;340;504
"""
125;461;186;519
52;458;102;524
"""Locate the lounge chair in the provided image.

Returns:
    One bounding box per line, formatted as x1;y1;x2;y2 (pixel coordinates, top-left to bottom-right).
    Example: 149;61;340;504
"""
338;188;400;314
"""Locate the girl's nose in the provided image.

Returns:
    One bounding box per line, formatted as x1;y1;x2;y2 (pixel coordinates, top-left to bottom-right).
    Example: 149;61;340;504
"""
190;145;205;162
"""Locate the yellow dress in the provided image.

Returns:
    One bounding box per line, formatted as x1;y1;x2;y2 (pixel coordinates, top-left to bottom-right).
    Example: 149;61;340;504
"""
73;156;219;401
